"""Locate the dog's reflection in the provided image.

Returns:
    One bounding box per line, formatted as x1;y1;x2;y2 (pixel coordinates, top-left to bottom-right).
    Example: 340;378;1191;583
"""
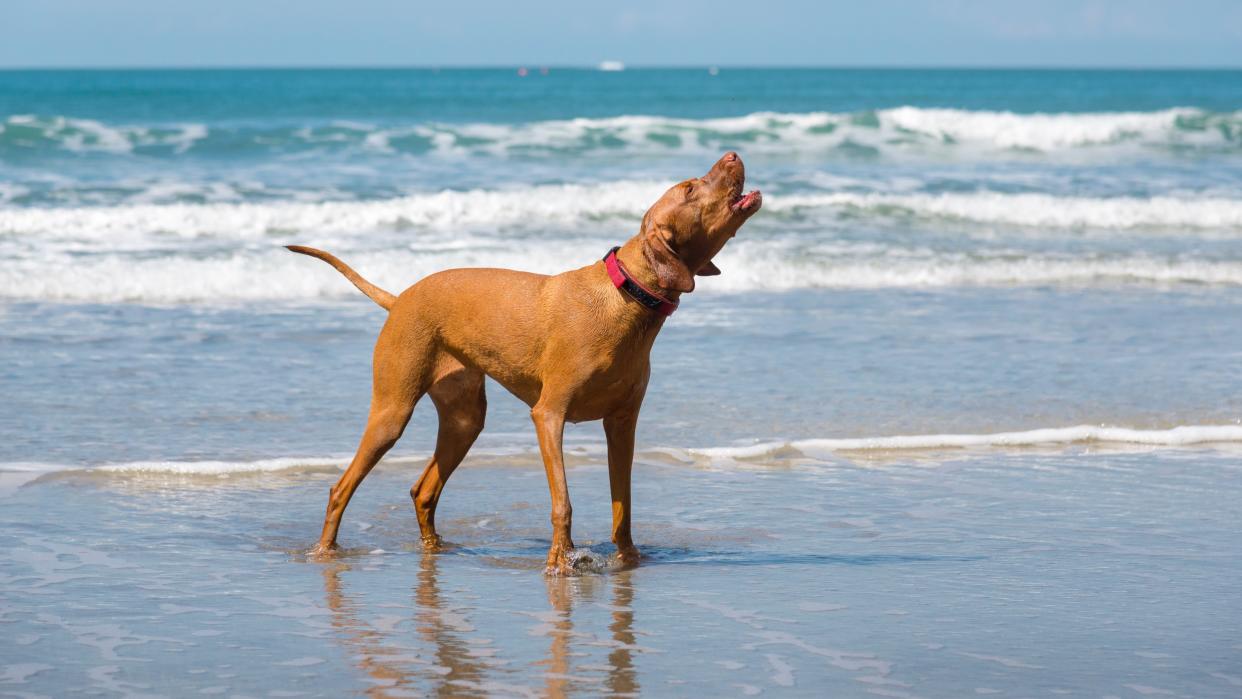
321;561;408;697
322;554;491;698
322;554;640;697
606;573;639;697
541;569;640;698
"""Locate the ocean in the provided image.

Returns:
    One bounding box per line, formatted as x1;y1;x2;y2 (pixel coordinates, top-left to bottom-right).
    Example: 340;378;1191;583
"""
2;68;1241;697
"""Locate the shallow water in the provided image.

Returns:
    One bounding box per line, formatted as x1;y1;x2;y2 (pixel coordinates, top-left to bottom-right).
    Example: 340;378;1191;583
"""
4;449;1241;697
4;288;1242;471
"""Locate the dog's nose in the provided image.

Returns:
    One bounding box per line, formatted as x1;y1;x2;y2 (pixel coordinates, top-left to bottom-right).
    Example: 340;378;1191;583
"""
707;151;744;182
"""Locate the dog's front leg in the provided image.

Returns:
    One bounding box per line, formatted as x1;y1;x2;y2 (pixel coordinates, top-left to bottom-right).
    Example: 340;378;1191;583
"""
531;400;575;575
604;411;641;567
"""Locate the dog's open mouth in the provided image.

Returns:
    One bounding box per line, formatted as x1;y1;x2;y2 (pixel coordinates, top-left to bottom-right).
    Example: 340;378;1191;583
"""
730;190;763;213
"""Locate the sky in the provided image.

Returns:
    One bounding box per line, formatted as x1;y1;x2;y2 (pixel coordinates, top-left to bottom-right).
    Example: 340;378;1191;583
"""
3;0;1241;69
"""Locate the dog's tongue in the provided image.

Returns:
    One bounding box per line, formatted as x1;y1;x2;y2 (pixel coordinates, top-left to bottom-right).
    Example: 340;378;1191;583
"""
732;190;762;212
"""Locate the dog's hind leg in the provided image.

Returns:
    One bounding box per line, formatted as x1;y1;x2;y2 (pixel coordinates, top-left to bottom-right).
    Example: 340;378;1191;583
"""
313;400;415;555
410;366;487;549
313;320;428;556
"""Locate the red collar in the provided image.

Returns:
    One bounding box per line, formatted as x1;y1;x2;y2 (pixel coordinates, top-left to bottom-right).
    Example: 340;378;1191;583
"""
604;246;678;317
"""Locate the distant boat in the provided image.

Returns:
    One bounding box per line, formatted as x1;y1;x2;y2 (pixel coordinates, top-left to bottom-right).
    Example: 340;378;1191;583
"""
598;61;625;72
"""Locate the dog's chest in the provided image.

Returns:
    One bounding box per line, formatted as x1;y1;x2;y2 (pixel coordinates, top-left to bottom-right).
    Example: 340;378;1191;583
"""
564;355;651;423
566;382;644;423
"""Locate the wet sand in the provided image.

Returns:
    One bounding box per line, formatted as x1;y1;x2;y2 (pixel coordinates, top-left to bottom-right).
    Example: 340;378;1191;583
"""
3;450;1240;697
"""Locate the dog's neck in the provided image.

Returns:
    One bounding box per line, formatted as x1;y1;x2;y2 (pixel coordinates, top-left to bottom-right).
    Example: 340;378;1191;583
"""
587;238;680;337
614;238;684;303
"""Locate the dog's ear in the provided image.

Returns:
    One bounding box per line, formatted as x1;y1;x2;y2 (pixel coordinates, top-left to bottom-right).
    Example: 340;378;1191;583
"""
696;260;721;276
641;216;696;293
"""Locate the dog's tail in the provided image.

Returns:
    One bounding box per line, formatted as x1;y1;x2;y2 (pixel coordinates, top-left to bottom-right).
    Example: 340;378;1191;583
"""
285;245;396;311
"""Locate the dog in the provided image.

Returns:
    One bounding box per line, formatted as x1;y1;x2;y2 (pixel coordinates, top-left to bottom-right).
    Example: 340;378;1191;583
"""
289;152;762;573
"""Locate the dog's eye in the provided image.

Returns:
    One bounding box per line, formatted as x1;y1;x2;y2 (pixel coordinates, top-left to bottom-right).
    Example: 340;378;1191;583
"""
683;182;695;200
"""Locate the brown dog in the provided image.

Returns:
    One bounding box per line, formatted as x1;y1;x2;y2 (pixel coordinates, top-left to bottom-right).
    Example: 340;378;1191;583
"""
289;152;761;573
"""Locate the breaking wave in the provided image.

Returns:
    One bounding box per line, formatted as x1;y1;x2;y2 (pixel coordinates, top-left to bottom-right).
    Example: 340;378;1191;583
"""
6;424;1240;484
3;107;1239;158
4;183;1242;302
0;181;669;241
779;192;1242;230
7;247;1242;302
3;184;1241;242
0;114;207;155
689;424;1242;460
91;456;346;475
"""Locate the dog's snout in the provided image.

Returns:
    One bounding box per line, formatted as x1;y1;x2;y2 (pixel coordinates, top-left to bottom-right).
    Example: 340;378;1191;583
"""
708;151;745;182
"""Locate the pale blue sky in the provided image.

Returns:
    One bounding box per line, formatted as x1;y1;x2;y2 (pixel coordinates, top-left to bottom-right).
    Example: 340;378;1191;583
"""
4;0;1241;68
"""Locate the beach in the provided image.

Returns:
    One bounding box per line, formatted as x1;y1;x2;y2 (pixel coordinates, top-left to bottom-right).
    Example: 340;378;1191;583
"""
4;445;1241;696
2;68;1242;696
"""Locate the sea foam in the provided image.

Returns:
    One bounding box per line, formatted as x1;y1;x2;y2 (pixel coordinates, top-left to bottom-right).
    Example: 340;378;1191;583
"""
6;240;1242;302
93;456;347;475
329;106;1241;155
5;424;1239;484
0;181;668;242
5;181;1242;302
778;192;1242;230
0;115;207;154
3;108;1237;157
3;185;1241;244
690;424;1242;460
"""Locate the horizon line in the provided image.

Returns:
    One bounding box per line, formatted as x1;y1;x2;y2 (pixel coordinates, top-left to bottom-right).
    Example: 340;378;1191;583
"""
2;63;1241;72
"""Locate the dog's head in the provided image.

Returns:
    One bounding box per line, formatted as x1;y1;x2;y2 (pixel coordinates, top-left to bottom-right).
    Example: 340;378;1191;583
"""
639;151;762;293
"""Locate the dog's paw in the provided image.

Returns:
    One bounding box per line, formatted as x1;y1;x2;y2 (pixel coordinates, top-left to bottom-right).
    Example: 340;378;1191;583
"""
614;545;642;569
543;547;576;576
420;534;445;552
306;542;339;560
544;548;611;576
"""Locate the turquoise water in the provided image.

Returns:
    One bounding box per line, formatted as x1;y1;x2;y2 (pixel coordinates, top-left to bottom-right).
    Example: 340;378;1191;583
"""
2;69;1242;696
